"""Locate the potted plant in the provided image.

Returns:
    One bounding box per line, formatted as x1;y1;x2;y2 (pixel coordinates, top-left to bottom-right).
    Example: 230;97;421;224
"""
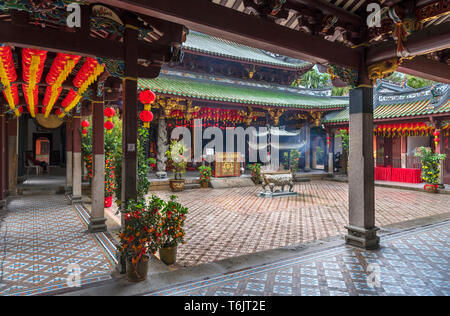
119;199;158;282
248;163;262;184
415;146;447;193
198;165;212;188
104;153;115;208
165;140;188;192
157;195;188;265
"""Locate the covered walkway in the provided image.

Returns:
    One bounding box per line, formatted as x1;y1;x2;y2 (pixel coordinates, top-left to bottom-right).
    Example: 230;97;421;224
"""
0;194;115;296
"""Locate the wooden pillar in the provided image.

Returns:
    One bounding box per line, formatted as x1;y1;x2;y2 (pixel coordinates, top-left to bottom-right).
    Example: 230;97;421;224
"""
72;114;82;203
66;121;73;194
345;72;379;250
89;92;107;232
121;15;139;207
0;106;7;210
7;117;18;195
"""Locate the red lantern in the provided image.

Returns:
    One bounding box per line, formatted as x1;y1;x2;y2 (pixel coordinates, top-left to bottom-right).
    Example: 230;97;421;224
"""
139;90;156;105
140;110;153;128
104;120;114;133
81;119;90;137
104;107;116;118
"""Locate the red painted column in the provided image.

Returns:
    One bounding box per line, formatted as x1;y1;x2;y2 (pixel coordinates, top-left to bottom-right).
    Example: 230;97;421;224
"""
89;90;107;233
72;114;82;203
0;106;7;210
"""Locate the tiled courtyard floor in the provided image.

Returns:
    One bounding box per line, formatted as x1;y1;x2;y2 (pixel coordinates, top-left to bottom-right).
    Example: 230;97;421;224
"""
0;194;114;296
150;181;450;267
148;221;450;296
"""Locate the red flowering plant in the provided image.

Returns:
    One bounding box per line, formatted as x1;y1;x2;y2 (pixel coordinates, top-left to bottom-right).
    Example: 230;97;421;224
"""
119;199;159;267
248;163;262;184
105;153;115;198
156;195;188;249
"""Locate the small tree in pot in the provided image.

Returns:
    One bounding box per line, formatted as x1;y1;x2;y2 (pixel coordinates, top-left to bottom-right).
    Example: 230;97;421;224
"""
415;146;446;193
198;165;212;188
248;163;262;184
119;199;159;282
157;195;188;265
165;140;188;192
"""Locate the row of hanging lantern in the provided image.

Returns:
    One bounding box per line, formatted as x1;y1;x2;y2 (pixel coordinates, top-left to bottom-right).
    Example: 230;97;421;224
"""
139;90;155;128
43;53;81;118
22;48;47;118
374;122;434;137
0;46;20;116
59;57;104;118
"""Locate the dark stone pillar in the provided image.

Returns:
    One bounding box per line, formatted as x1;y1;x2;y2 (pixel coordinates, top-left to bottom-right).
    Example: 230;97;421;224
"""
0;106;7;210
345;86;379;250
121;15;139;207
7;117;17;195
66;121;73;194
72;114;82;203
304;123;311;172
89;93;107;233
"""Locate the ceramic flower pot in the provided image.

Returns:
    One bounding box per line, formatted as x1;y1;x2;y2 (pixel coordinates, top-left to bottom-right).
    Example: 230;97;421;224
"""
104;196;113;208
169;179;185;192
126;259;149;282
424;184;438;193
159;246;177;265
200;181;209;189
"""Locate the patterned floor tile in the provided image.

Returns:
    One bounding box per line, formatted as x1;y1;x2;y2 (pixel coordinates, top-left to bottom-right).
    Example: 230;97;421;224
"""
147;222;450;296
0;195;114;296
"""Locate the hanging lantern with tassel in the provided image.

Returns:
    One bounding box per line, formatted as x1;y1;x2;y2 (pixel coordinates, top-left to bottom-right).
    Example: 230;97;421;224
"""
139;90;155;128
81;119;90;137
104;107;116;134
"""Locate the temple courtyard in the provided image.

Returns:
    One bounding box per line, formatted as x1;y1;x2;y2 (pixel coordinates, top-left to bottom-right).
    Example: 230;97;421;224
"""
97;180;450;269
1;180;449;296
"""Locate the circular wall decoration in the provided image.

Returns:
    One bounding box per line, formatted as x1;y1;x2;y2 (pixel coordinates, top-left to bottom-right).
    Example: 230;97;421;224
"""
36;113;64;129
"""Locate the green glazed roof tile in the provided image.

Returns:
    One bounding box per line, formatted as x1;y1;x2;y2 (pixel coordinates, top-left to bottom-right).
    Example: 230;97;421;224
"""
138;75;348;110
183;32;311;70
324;98;450;124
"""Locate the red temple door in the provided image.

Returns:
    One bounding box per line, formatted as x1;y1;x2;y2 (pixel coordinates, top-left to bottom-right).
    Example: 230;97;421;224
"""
392;137;401;168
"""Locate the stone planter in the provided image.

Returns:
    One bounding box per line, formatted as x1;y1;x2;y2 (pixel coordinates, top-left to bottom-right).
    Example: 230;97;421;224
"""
424;184;438;193
126;260;149;282
200;181;209;189
104;196;113;208
159;246;177;265
169;179;185;192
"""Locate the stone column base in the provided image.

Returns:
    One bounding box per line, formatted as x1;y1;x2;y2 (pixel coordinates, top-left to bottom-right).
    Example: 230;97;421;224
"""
88;217;107;233
71;195;82;204
65;186;73;195
345;225;380;250
0;199;7;211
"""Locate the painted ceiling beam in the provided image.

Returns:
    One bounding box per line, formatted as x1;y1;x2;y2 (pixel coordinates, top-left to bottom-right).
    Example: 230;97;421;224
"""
367;23;450;65
88;0;362;70
398;56;450;84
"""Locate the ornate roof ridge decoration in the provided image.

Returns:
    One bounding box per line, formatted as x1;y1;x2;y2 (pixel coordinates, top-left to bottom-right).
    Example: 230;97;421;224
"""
160;69;335;97
183;31;312;70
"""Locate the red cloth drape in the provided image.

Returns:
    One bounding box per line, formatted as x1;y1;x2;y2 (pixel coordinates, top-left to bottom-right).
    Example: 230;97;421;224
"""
374;167;422;183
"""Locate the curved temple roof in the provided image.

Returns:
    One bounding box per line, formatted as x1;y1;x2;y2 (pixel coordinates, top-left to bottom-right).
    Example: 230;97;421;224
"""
183;31;312;70
139;74;347;110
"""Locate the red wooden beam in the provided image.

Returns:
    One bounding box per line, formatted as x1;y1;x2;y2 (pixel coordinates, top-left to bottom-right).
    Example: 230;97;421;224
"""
89;0;362;70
